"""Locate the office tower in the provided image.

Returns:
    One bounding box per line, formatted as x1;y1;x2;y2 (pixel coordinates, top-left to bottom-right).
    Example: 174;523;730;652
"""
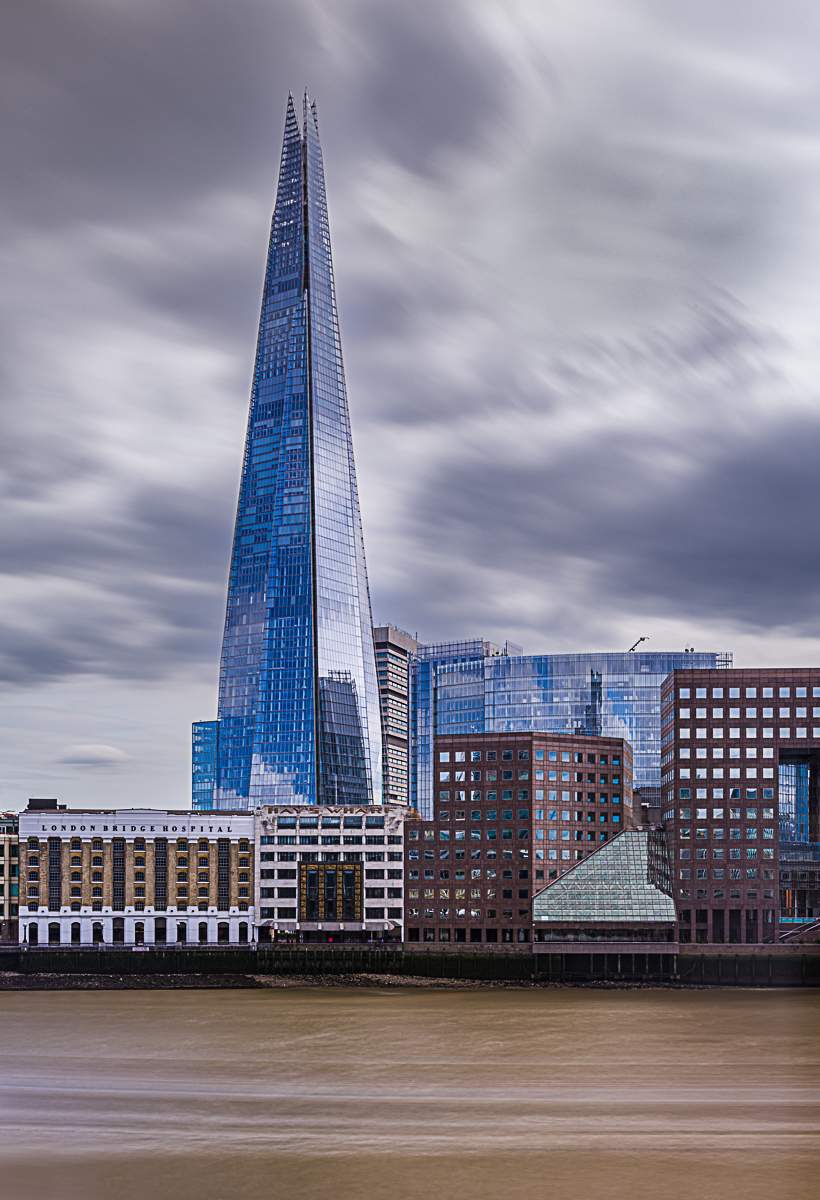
662;667;820;944
193;93;381;810
411;642;730;817
373;625;420;804
403;730;633;945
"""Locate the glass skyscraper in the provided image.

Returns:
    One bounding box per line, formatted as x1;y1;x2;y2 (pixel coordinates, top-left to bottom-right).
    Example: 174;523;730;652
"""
193;93;381;810
411;643;730;818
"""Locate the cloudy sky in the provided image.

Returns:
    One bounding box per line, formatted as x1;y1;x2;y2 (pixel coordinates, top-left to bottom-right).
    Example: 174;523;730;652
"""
2;0;820;809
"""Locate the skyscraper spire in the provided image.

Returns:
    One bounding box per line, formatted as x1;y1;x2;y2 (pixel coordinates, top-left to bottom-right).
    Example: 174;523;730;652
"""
193;93;382;810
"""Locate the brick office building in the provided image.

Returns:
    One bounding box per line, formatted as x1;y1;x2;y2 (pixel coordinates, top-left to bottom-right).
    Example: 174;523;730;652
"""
662;668;820;944
404;731;633;944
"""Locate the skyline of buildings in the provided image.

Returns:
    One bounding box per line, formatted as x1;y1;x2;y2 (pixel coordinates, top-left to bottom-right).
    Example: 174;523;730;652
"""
193;93;382;812
11;91;811;955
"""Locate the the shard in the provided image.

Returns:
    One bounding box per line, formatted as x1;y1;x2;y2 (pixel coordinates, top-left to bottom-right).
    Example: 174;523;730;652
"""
193;93;382;810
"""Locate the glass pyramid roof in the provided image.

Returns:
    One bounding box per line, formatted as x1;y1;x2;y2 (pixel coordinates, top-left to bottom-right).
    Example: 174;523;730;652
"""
533;830;676;924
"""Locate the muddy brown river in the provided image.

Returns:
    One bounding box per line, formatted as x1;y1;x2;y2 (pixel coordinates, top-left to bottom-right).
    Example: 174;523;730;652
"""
0;987;817;1200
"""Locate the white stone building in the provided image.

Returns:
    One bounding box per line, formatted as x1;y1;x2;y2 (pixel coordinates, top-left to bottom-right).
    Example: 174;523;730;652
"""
19;806;255;946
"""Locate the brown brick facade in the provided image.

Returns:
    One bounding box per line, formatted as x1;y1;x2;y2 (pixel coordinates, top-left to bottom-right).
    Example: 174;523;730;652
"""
404;731;633;943
663;669;820;944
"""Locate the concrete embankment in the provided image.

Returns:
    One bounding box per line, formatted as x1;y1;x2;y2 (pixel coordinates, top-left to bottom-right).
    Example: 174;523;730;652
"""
0;944;818;987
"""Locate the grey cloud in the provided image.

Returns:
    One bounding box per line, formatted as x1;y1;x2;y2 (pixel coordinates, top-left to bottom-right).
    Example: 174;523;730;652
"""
2;0;820;809
351;0;514;172
379;307;820;644
0;0;313;227
56;744;131;768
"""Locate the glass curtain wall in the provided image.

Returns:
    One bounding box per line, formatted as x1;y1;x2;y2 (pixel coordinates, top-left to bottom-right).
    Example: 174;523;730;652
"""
411;647;728;818
196;93;381;810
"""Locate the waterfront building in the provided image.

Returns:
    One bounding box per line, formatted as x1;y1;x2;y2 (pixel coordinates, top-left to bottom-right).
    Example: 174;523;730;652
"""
255;804;406;943
403;731;633;944
411;642;729;818
662;667;820;945
193;92;381;811
19;801;254;945
531;829;677;952
0;812;19;942
373;625;419;805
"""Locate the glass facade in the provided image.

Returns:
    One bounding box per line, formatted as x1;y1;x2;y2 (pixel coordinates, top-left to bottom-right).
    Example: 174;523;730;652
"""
412;645;729;818
193;93;381;810
779;761;810;843
192;720;219;810
532;829;676;928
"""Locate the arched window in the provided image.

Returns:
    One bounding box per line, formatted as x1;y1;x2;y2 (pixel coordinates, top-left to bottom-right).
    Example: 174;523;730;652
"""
71;839;81;851
48;923;60;944
238;922;248;943
71;922;81;944
28;925;38;945
176;922;187;943
70;901;81;912
92;886;103;898
198;922;208;943
134;922;145;945
217;922;230;944
28;838;39;849
92;922;104;943
134;838;145;852
198;839;209;852
92;840;103;852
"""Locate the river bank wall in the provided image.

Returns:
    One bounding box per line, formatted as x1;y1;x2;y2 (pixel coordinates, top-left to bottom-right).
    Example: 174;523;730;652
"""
1;944;818;987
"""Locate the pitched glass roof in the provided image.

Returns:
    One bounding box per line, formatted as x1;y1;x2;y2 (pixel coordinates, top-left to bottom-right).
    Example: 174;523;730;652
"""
533;830;676;924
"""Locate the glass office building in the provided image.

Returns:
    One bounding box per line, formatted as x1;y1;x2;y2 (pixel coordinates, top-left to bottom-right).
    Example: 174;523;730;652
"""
411;644;730;818
193;94;381;810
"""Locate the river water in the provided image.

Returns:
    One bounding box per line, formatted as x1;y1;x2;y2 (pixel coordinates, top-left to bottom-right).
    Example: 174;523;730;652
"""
0;987;817;1200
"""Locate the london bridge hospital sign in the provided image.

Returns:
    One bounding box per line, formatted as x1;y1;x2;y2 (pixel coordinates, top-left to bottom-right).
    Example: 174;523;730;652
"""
18;810;254;839
34;824;241;834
